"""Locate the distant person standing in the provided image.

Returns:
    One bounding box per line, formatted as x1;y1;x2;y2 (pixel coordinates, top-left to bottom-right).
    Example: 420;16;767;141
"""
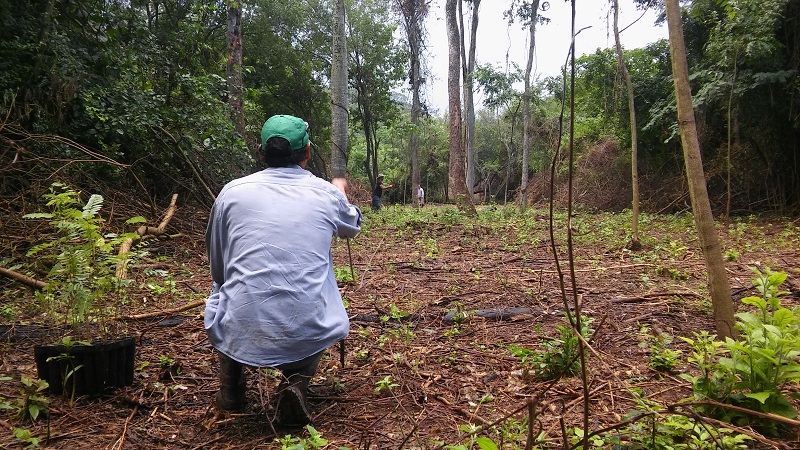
417;184;425;207
371;174;394;210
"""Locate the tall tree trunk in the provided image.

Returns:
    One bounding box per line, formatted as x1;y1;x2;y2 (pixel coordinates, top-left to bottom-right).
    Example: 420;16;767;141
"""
399;0;426;207
665;0;737;339
331;0;349;178
226;2;245;140
445;0;475;215
461;0;481;200
520;0;539;212
726;52;739;219
612;0;641;250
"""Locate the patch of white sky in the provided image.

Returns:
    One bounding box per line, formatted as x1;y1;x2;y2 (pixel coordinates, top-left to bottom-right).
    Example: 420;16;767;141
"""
412;0;668;115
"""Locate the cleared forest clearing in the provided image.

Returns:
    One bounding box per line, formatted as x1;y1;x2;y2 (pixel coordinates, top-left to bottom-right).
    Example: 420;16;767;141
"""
1;203;799;449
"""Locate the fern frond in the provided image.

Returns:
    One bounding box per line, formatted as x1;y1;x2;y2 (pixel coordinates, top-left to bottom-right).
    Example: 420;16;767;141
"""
82;194;104;219
23;213;54;220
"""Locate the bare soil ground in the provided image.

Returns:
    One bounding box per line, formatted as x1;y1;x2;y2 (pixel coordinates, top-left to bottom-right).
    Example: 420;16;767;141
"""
2;201;800;449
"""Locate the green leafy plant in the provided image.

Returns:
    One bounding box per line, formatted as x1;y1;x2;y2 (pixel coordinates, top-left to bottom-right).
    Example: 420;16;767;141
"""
12;428;41;449
423;237;439;257
592;389;752;449
45;336;88;402
509;314;593;380
680;268;800;434
638;325;682;373
142;269;179;296
374;375;399;396
158;355;182;379
274;425;328;449
24;183;146;333
353;349;370;364
333;265;356;284
13;376;49;421
599;410;752;449
435;424;499;450
380;303;409;322
724;249;740;261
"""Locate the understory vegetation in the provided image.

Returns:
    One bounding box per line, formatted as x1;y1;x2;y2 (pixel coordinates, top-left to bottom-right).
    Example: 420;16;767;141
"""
1;199;799;448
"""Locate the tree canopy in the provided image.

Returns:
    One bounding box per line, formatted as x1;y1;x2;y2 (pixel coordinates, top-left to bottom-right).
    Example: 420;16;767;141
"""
0;0;798;213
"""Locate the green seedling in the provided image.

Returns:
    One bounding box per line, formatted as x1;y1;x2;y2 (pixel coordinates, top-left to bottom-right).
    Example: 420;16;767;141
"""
275;425;328;449
638;325;682;373
14;376;49;421
374;375;399;396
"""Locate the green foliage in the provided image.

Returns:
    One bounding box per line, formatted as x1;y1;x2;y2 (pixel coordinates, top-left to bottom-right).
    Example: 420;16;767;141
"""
592;401;752;449
381;303;410;322
45;336;88;402
13;376;50;422
333;265;356;284
509;314;593;381
422;238;439;258
142;269;179;296
570;388;752;448
23;183;144;330
12;427;41;449
446;301;474;326
638;325;682;373
374;375;398;396
680;268;800;434
436;422;546;450
274;425;328;449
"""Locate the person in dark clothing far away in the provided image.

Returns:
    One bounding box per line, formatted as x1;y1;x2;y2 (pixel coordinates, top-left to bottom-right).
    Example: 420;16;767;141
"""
371;173;394;210
204;114;362;428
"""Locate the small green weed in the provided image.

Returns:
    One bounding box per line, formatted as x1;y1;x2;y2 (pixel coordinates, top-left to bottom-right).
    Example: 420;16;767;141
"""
274;425;327;449
13;376;49;421
158;355;182;379
380;303;409;322
142;268;179;295
388;323;416;344
638;325;682;373
333;265;356;283
422;237;439;257
354;349;370;364
12;428;41;449
374;375;398;396
725;249;740;261
590;389;752;449
509;314;592;381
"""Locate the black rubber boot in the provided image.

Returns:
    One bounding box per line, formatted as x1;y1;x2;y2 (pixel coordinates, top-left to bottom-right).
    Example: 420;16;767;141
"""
275;351;323;427
215;352;246;412
277;374;312;427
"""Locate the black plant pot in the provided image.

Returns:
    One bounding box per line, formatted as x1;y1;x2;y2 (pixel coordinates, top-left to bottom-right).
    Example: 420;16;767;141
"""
34;337;135;396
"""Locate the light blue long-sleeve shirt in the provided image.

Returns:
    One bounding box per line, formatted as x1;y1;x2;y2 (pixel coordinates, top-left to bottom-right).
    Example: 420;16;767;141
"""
204;166;361;367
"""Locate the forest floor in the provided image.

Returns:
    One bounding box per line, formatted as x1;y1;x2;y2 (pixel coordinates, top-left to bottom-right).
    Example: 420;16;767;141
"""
1;201;800;449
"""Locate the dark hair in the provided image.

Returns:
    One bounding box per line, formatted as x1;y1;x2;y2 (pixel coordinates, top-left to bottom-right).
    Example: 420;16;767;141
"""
263;137;307;168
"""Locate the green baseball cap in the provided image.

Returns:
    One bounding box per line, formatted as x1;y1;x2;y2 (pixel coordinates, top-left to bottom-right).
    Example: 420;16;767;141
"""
261;115;311;151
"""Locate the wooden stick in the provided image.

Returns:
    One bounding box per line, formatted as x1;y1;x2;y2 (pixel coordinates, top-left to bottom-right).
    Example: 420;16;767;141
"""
0;266;47;289
116;194;179;279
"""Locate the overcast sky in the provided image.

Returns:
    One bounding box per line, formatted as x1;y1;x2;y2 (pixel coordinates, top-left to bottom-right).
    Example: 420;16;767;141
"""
420;0;668;114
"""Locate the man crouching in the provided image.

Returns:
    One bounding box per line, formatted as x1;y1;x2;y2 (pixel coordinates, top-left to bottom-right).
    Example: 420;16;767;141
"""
204;114;361;426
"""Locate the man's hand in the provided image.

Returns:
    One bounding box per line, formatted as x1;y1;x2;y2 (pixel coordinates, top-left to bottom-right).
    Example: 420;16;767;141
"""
331;178;348;195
